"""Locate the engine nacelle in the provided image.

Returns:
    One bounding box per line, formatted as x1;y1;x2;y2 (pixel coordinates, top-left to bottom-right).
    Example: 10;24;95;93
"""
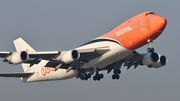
10;51;29;64
151;55;168;68
142;52;159;66
142;52;168;68
61;50;80;64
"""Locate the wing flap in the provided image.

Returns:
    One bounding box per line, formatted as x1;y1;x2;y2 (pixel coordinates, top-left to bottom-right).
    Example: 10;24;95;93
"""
0;72;34;77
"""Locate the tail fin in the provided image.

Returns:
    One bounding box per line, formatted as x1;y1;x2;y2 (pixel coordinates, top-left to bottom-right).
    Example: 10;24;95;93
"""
13;38;35;52
13;38;36;72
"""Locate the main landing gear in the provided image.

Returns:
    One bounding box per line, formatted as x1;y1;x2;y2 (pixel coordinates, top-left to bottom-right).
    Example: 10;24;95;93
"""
76;68;122;81
76;69;91;81
76;68;104;81
147;39;155;53
93;70;104;81
112;69;121;80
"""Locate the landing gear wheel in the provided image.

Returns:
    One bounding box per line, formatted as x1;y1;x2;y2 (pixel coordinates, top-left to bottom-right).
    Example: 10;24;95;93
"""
113;69;117;74
112;74;120;80
116;75;120;79
147;47;154;53
93;76;97;81
87;74;91;78
96;76;100;81
92;69;104;81
113;69;121;74
112;75;116;80
80;73;86;80
84;77;88;81
76;73;80;79
93;74;103;81
80;77;84;80
99;74;104;79
117;69;121;74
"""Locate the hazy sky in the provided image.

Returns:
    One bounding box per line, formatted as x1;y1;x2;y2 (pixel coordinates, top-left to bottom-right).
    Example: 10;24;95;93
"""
0;0;179;101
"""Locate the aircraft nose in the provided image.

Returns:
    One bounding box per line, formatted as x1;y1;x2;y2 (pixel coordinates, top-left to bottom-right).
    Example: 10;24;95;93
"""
159;17;167;27
149;15;167;34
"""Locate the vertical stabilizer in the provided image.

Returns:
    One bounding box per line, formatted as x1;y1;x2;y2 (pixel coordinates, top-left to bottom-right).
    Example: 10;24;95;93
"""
13;38;35;72
13;38;35;52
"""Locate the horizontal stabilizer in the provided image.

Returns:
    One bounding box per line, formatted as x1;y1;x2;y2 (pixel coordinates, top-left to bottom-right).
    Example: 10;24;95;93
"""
0;72;34;78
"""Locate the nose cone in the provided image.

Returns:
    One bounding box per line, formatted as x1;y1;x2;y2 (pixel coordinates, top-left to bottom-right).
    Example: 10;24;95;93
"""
149;15;167;39
161;18;167;24
158;17;167;29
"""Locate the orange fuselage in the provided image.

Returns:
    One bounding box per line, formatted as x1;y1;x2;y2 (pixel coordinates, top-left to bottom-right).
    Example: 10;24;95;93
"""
99;11;167;50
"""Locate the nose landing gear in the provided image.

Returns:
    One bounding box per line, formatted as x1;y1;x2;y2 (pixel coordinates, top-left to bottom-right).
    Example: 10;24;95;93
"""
147;47;154;53
147;39;155;53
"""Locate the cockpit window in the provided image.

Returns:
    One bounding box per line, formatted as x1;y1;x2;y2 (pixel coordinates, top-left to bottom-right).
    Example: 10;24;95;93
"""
145;12;155;16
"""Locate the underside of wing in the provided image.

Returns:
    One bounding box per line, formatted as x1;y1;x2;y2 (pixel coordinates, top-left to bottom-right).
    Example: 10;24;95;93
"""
102;51;144;73
0;52;11;58
104;50;168;74
28;51;60;59
44;46;110;68
0;72;34;77
1;51;60;66
78;46;110;61
0;45;110;70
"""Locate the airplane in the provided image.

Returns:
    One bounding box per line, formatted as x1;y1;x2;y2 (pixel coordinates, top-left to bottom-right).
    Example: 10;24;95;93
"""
0;11;168;82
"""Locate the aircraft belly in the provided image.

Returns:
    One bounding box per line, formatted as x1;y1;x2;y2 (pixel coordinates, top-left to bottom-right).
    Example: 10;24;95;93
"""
81;43;131;69
21;61;76;82
96;50;129;69
22;70;76;82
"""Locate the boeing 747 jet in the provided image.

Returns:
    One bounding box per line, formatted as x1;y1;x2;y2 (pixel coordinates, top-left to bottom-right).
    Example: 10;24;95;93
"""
0;11;168;82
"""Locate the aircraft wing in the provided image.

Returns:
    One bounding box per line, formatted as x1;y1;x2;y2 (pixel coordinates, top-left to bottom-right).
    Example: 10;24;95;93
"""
27;51;60;59
116;51;144;69
0;46;110;67
102;51;143;72
44;46;110;68
0;72;34;77
0;51;60;66
28;46;109;61
77;46;110;61
104;50;168;74
0;52;11;58
0;51;60;59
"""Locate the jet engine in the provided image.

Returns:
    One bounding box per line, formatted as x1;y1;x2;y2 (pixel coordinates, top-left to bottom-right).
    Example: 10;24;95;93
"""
142;52;159;66
9;51;29;64
61;50;80;64
151;55;168;68
142;52;168;68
